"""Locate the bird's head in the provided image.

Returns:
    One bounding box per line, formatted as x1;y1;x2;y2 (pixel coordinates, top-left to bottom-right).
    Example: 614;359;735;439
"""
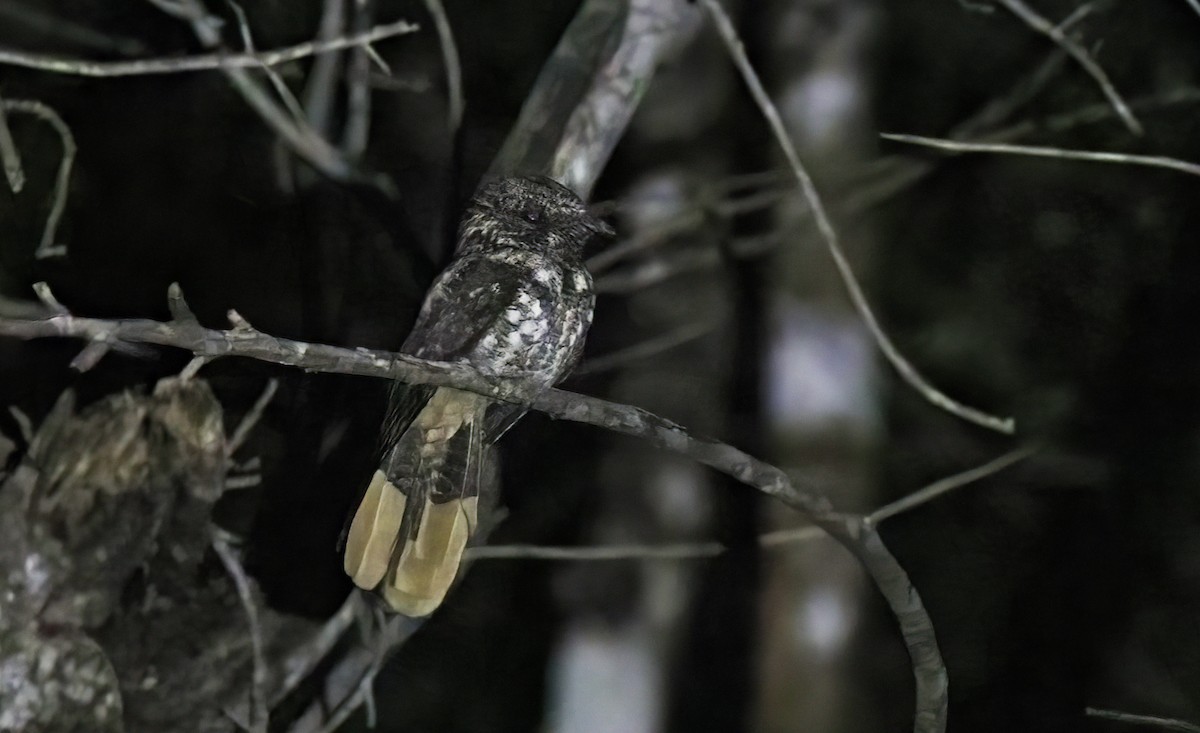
457;176;614;260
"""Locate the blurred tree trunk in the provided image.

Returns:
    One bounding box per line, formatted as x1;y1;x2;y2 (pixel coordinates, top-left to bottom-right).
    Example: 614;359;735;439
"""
749;1;885;731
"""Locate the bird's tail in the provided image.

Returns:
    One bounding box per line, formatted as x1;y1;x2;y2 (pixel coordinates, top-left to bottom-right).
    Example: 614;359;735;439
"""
343;387;486;616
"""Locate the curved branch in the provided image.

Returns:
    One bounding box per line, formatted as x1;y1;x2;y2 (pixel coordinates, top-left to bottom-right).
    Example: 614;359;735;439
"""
0;282;949;733
701;0;1013;438
1;99;76;259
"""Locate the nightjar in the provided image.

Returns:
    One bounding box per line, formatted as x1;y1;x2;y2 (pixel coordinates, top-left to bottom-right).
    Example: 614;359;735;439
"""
343;176;612;616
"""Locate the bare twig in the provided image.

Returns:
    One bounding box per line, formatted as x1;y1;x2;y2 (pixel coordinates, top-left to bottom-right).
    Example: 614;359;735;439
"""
0;283;948;733
8;405;34;444
180;356;210;381
224;474;262;490
586;46;1070;276
0;19;418;78
702;0;1013;437
227;378;280;456
467;541;727;561
880;133;1200;178
1086;708;1200;733
993;0;1142;135
594;248;721;294
227;1;309;126
168;283;200;324
869;445;1036;522
732;83;1200;227
313;666;373;733
575;321;715;375
586;208;706;273
32;281;67;313
958;0;996;13
422;0;463;134
271;593;359;706
0;96;25;192
1053;1;1095;33
587;55;1200;282
213;531;269;733
1;99;76;258
950;46;1071;140
0;2;148;55
295;613;420;733
468;446;1034;560
147;0;365;183
340;0;374;160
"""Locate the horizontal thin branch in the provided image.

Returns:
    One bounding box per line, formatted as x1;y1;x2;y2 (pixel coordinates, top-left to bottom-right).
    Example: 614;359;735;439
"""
468;541;727;561
574;320;714;376
468;446;1034;561
0;19;418;78
994;0;1142;135
1086;707;1200;733
880;133;1200;178
589;81;1200;281
0;282;947;733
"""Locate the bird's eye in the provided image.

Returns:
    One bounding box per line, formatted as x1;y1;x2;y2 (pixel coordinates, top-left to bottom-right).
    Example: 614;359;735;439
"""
523;206;543;224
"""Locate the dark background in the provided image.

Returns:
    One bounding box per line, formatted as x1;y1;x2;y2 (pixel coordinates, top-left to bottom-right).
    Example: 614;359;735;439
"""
2;1;1199;731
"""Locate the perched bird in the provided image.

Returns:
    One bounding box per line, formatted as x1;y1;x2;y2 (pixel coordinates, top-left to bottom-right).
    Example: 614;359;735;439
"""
343;176;613;616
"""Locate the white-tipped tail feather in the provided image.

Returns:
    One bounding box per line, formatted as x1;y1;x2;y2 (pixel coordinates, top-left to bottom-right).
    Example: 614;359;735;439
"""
343;470;407;590
344;388;486;616
382;495;478;616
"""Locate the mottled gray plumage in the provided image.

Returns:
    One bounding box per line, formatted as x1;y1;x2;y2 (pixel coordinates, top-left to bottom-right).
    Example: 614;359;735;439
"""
344;176;610;616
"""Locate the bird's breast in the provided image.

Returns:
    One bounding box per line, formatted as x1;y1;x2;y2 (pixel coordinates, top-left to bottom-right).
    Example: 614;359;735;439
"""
470;253;592;384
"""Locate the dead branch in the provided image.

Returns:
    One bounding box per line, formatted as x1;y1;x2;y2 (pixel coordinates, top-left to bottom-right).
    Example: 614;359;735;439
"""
227;1;309;127
880;133;1200;178
227;378;280;456
145;0;388;184
701;0;1013;438
1086;707;1200;733
0;19;417;77
0;98;76;259
467;446;1035;560
574;320;715;376
340;0;374;160
0;282;948;733
993;0;1142;135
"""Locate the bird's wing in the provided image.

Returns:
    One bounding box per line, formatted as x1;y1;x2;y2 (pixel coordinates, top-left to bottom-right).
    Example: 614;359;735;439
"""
378;253;531;452
347;256;533;615
397;255;543;444
400;255;528;361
